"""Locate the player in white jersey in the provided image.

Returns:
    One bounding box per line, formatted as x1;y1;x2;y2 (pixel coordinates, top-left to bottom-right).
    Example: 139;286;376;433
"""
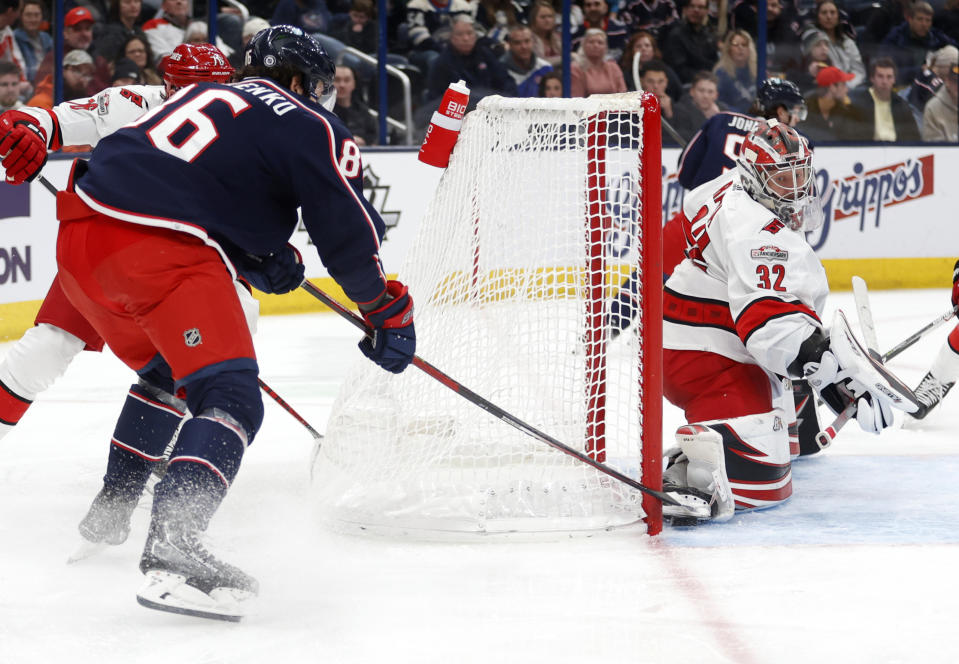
0;43;304;552
661;120;918;525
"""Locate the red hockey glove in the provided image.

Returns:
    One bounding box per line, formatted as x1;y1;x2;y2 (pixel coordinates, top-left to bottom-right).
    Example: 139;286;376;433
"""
0;110;48;185
952;259;959;314
358;280;415;374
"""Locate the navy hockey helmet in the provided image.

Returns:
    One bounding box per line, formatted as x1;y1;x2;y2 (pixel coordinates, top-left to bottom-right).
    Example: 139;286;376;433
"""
244;25;336;110
755;78;807;122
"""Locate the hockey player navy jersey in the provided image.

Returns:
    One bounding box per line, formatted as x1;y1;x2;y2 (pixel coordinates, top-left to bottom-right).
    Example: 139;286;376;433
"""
73;78;387;305
676;111;762;191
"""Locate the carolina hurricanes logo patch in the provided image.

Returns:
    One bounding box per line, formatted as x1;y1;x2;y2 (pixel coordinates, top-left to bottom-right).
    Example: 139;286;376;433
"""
183;328;202;347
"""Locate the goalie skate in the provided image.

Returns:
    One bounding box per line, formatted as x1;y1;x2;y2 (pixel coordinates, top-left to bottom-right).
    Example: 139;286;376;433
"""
136;570;255;622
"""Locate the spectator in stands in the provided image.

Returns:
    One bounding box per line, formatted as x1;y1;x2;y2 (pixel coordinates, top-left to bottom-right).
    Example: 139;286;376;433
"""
619;30;682;99
426;16;516;102
847;57;920;141
862;0;911;58
501;24;553;97
570;28;627;97
476;0;521;47
529;1;562;68
93;0;147;64
329;0;378;55
538;70;563;96
906;45;956;120
572;0;628;57
789;28;833;93
33;7;95;88
120;34;162;85
333;64;378;145
242;17;271;48
0;0;28;97
110;57;142;86
270;0;333;35
13;0;51;84
662;0;719;83
145;0;235;64
733;0;802;78
0;60;22;110
640;59;679;144
618;0;679;40
29;50;95;108
673;70;725;141
801;0;865;88
881;1;957;86
935;0;959;45
405;0;475;73
713;28;756;112
922;49;958;141
802;65;857;141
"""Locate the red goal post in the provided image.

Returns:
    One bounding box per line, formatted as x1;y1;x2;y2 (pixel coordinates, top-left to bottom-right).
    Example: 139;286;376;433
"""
313;92;663;537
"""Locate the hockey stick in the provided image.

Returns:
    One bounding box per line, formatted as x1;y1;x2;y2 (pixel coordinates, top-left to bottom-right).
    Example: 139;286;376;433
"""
32;174;324;442
299;279;678;506
882;306;958;363
852;276;882;362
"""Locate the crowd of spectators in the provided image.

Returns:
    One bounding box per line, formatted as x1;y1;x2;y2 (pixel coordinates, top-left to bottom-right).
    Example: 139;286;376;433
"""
0;0;956;144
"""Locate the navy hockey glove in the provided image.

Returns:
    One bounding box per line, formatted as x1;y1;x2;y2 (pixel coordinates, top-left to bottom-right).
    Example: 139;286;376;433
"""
236;245;305;294
0;110;48;185
951;259;959;314
358;280;415;374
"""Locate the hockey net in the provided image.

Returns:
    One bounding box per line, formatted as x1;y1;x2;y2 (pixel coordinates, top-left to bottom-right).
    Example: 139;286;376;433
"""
312;93;663;537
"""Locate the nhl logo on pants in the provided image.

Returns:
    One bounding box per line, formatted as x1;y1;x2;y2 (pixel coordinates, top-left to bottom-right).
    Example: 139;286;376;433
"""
183;328;202;347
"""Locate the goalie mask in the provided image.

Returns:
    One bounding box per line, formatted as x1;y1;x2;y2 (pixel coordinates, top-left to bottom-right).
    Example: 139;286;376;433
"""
162;43;234;94
244;25;336;111
737;120;824;232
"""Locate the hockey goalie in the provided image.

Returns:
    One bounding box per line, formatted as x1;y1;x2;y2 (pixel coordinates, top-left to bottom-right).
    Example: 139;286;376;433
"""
660;120;918;525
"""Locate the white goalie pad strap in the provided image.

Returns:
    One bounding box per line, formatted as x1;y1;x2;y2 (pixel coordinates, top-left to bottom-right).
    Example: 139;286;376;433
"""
674;425;734;522
828;309;920;414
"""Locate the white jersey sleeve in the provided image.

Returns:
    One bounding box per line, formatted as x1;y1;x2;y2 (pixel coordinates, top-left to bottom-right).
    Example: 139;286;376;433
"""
18;85;167;150
663;171;829;377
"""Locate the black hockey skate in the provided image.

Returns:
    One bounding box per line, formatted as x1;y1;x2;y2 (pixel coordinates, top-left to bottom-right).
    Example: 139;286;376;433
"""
136;518;258;622
910;372;954;420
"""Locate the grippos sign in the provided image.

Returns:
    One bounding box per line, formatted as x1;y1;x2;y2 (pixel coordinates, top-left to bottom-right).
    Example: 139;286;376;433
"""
660;146;954;260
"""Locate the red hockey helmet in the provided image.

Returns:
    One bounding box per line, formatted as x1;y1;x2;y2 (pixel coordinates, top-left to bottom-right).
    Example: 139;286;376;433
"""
162;43;234;92
737;119;823;232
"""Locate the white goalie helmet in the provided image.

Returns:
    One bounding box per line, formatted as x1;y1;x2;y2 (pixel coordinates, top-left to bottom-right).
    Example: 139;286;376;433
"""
736;119;824;232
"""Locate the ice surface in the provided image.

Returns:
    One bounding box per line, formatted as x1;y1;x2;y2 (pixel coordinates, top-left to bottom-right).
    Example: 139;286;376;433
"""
1;288;957;663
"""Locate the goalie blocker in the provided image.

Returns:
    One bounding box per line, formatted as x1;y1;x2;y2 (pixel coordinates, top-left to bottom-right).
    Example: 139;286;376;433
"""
793;310;919;433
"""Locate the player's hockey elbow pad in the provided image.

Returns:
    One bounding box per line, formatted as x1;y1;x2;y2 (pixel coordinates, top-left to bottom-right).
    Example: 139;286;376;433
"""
358;280;415;374
0;110;48;185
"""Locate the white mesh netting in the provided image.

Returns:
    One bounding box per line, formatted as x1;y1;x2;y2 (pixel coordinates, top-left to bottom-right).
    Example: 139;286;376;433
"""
312;94;660;537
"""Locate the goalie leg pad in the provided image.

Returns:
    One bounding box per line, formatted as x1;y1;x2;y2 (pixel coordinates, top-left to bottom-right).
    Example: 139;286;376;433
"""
790;378;824;457
663;426;735;525
705;409;792;511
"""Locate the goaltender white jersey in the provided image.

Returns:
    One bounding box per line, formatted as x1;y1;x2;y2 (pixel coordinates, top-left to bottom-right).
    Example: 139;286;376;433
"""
19;85;166;150
663;169;829;377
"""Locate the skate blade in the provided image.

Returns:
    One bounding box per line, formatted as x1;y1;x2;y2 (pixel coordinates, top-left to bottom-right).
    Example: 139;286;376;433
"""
136;571;254;622
662;490;712;527
67;538;108;564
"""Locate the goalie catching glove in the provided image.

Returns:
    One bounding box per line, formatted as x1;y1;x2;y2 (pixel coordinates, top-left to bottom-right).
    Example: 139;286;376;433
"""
791;310;919;434
358;280;415;374
0;110;48;185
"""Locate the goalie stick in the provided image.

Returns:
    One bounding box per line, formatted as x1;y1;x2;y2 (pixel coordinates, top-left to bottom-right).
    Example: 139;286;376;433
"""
299;279;678;507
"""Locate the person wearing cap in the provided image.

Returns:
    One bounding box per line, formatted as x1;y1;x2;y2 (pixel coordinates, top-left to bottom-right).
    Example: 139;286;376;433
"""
922;48;959;141
802;64;857;142
788;28;833;93
28;49;95;108
31;7;96;88
110;56;142;86
847;57;920;142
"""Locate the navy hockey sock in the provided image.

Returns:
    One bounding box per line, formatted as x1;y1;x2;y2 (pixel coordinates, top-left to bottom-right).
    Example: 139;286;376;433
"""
104;383;185;501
